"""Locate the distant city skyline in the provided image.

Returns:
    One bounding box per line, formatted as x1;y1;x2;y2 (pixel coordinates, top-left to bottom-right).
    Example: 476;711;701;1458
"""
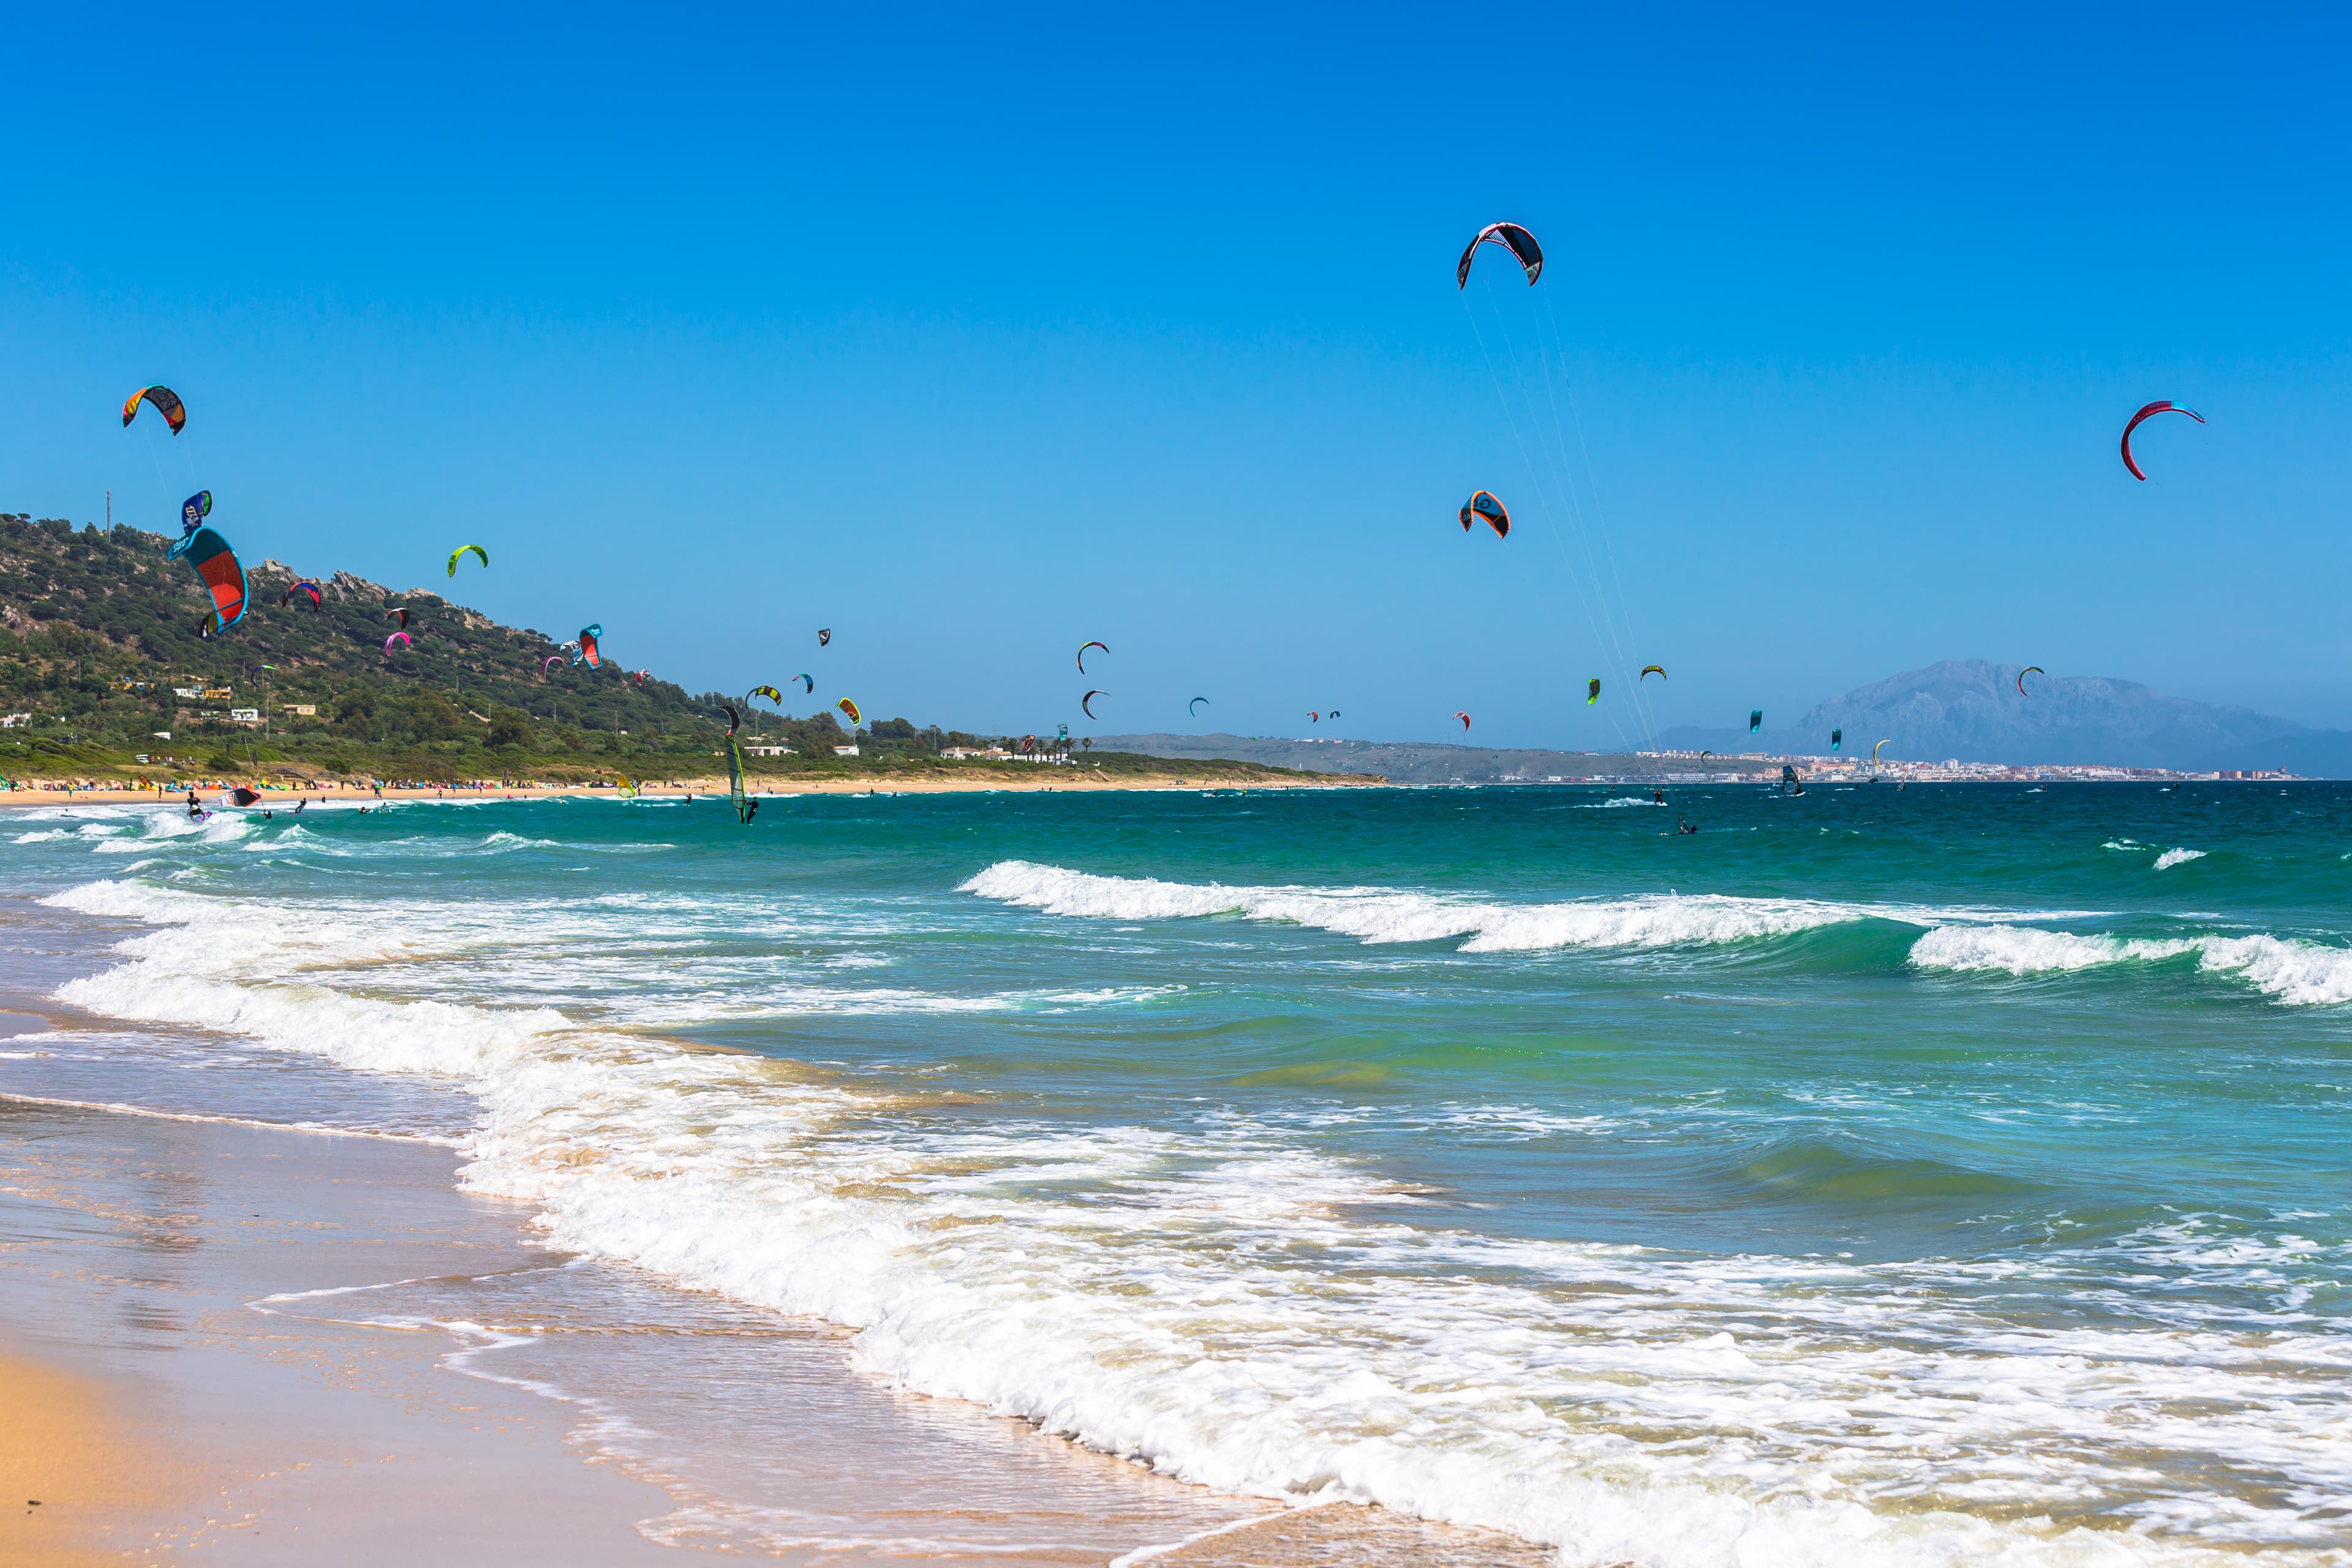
6;5;2350;744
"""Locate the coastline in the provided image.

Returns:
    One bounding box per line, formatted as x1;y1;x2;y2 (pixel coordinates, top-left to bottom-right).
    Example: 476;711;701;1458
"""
0;930;1536;1565
0;772;1380;807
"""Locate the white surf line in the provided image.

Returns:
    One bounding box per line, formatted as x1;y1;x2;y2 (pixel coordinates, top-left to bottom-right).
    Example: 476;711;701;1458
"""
0;1090;461;1145
247;1265;574;1314
1107;1499;1344;1567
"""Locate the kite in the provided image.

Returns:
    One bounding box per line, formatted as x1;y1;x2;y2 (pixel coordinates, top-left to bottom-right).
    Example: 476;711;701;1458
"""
1587;678;1601;705
180;492;211;535
1873;739;1893;761
1640;665;1666;681
447;544;488;577
1308;711;1319;723
793;673;814;693
384;631;412;655
1699;750;1713;760
1749;710;1763;734
164;527;247;635
1084;690;1107;719
122;385;186;434
1330;709;1341;718
280;581;322;612
634;669;650;687
837;697;862;725
2018;665;2044;697
717;703;742;736
1831;728;1842;752
1078;641;1108;673
1455;222;1544;290
1455;710;1472;731
1189;696;1209;715
575;624;602;670
2120;401;2204;481
541;655;565;675
746;684;785;707
818;627;832;647
1459;490;1510;538
386;606;410;630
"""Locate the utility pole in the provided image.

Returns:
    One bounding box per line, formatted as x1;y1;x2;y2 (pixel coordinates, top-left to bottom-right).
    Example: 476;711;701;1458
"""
105;490;111;527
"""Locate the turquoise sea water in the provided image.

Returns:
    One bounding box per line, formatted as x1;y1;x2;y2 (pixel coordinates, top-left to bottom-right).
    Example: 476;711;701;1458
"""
4;783;2348;1565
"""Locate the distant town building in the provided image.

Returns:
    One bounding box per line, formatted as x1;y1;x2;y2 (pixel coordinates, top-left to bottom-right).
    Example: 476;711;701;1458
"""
833;745;859;756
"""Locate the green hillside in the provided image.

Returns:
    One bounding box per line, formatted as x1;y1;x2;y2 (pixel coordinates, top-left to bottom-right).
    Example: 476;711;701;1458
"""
0;512;1319;787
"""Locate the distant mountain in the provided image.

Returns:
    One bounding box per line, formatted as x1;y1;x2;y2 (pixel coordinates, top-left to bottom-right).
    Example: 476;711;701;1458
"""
1655;660;2346;772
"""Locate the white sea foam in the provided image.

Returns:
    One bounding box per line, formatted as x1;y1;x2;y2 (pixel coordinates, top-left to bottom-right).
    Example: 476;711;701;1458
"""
1909;925;2199;976
1910;925;2352;1006
1578;796;1664;808
961;861;2041;955
39;870;2352;1566
2154;847;2207;870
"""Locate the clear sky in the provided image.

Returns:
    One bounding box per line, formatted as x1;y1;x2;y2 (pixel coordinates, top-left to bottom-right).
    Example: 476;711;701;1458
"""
6;4;2348;747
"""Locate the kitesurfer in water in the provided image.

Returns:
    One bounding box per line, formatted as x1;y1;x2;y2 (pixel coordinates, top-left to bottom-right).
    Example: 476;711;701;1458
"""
1664;815;1698;835
184;789;202;819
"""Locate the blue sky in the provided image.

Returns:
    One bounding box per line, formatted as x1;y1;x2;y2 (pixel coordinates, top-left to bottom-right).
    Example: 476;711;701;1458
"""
6;4;2349;745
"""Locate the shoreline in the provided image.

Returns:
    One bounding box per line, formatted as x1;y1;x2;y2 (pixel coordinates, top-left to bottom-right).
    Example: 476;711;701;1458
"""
0;772;1380;807
0;940;1539;1565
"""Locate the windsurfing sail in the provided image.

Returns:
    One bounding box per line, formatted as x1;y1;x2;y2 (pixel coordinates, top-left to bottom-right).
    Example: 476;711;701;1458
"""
726;736;753;824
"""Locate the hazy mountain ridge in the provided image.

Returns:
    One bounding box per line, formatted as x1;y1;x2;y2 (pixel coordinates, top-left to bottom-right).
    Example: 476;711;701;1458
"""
1655;659;2352;773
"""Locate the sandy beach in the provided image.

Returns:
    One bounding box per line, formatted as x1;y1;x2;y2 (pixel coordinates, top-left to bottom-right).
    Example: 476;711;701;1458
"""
0;771;1375;809
0;943;1536;1565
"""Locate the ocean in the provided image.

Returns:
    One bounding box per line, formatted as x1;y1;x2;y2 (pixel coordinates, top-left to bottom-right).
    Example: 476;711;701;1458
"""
3;782;2348;1566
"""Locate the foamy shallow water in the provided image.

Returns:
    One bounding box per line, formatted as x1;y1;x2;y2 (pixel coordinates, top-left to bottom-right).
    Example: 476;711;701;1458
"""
7;785;2351;1565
